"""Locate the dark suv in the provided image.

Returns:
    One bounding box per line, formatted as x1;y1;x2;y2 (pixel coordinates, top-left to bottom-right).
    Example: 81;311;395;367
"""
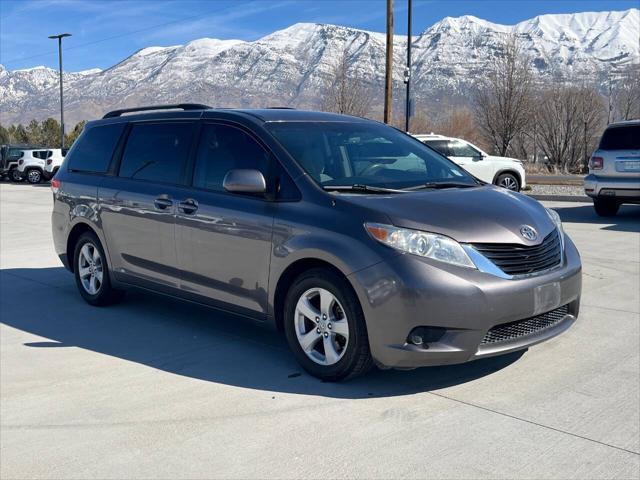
52;105;582;381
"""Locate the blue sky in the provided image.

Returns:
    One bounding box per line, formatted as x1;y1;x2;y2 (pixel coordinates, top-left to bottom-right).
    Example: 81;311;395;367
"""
1;0;637;71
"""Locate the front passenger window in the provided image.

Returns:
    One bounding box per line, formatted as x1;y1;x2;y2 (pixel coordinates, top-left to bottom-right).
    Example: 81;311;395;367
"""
193;124;270;192
449;141;480;157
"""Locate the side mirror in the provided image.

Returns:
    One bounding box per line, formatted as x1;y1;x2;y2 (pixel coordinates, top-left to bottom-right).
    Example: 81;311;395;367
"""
223;169;267;194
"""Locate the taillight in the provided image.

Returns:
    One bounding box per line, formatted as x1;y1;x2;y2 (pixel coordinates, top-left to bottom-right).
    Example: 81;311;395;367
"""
47;159;53;165
51;179;61;194
590;156;603;170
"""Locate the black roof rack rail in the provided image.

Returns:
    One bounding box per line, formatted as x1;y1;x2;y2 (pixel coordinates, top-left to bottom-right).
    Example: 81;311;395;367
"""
103;103;212;119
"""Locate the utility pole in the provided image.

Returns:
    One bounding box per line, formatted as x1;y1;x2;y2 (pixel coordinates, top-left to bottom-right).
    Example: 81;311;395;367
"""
384;0;393;124
607;71;613;124
404;0;412;132
48;33;72;150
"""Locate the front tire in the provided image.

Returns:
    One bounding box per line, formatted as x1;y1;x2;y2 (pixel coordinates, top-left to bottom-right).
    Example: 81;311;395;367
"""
73;232;124;306
496;173;520;191
593;198;620;217
283;268;373;381
26;168;42;184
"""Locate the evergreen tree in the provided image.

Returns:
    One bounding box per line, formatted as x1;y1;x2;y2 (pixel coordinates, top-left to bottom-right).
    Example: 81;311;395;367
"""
41;118;62;147
11;124;30;144
0;125;10;144
26;119;43;145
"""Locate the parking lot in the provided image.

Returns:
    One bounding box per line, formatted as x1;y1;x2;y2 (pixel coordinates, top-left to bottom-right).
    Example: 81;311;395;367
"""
1;182;638;479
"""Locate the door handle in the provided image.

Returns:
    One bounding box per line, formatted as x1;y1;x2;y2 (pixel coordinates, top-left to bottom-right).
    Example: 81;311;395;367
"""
154;197;173;210
178;198;198;214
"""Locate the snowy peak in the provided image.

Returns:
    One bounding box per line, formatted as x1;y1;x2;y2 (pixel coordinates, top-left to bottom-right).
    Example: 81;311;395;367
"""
1;9;638;125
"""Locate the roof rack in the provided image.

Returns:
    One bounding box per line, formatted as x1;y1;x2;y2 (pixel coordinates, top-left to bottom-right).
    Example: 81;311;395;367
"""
103;103;212;119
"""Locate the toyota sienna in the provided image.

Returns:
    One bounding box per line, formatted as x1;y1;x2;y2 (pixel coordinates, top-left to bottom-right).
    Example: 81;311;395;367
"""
51;105;582;381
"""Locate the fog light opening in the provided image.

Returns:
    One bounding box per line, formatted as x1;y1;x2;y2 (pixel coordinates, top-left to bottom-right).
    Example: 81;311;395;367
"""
407;326;446;348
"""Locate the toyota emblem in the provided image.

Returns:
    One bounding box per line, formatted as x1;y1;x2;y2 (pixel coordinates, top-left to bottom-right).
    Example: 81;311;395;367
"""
520;225;538;241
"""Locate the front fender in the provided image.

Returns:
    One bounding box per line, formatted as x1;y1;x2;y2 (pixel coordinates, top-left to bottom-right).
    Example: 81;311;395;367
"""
267;222;395;316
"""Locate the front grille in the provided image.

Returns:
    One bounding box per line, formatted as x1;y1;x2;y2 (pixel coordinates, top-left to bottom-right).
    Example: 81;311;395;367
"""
472;229;562;276
481;304;569;344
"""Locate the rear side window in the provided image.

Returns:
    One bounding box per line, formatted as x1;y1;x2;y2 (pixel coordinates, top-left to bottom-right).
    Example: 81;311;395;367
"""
193;124;270;192
119;122;195;184
599;125;640;150
67;123;125;173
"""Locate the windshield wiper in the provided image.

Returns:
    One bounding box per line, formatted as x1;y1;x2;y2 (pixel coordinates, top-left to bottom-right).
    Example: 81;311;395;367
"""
323;184;408;194
403;181;479;191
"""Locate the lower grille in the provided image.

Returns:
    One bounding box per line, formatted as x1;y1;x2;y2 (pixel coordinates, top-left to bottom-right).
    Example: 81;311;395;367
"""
481;304;569;344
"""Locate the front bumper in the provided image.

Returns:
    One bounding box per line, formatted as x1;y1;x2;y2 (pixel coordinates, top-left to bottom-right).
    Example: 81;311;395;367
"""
349;235;581;369
584;174;640;201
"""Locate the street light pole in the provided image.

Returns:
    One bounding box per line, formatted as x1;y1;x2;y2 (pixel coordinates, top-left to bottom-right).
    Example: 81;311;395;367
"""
404;0;412;132
48;33;71;150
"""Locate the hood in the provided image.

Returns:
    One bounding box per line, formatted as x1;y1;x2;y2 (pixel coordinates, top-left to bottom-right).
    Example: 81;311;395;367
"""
485;155;523;165
342;186;555;244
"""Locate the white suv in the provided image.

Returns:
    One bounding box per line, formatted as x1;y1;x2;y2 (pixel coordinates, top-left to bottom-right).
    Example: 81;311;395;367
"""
17;149;65;184
413;134;526;191
584;120;640;216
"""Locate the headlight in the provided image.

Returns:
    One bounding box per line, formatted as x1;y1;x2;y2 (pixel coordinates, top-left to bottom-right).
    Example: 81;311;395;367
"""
365;223;476;268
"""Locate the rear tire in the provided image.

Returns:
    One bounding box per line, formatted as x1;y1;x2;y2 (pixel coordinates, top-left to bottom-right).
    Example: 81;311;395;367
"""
73;231;124;306
283;268;373;381
26;168;42;184
593;198;620;217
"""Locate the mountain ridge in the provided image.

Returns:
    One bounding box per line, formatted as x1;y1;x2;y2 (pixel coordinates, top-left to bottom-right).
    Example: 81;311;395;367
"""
1;8;638;125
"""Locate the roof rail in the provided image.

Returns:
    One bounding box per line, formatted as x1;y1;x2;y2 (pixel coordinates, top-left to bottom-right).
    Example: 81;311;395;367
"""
103;103;212;119
267;106;296;109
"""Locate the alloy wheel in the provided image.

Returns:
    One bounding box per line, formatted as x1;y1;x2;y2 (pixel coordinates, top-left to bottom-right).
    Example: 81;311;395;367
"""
294;287;349;365
27;170;41;184
78;243;103;295
499;176;518;191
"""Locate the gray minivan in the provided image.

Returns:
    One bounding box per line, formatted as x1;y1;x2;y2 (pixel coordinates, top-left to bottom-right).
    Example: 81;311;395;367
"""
51;105;582;381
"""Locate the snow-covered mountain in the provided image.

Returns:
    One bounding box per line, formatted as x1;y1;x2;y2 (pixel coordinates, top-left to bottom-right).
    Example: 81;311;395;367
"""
1;9;638;125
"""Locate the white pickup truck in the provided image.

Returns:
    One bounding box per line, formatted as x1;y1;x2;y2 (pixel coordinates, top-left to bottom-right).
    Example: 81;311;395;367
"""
17;149;65;184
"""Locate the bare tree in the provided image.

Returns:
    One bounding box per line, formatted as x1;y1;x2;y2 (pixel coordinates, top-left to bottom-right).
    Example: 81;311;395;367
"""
611;63;640;121
321;49;372;117
473;34;534;156
536;84;605;173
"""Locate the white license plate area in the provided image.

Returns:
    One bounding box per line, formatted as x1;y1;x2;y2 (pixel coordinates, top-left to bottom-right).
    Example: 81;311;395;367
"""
533;282;561;315
616;160;640;172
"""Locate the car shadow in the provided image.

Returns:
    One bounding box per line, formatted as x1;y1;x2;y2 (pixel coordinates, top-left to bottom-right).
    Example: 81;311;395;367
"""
0;267;524;399
553;204;640;233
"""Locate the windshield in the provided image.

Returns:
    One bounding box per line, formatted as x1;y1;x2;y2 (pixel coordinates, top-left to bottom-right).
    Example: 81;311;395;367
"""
266;121;477;190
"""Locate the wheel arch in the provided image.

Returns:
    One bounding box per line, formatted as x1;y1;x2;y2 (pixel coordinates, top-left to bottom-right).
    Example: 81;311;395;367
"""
66;222;99;273
492;169;522;188
273;258;358;333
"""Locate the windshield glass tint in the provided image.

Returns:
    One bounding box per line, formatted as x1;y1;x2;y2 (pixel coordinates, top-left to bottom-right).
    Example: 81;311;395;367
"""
267;122;476;189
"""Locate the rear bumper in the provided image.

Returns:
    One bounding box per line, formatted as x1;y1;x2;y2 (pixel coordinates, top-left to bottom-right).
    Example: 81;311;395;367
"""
584;174;640;201
349;235;582;369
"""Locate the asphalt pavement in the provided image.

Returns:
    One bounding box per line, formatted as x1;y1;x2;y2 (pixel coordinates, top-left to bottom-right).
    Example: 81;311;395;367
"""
1;182;638;479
